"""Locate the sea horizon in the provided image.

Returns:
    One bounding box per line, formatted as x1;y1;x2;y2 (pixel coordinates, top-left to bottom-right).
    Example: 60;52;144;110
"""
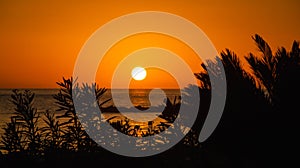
0;88;181;129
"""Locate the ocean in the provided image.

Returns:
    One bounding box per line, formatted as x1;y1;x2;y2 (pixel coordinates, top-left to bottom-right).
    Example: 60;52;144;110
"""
0;88;180;133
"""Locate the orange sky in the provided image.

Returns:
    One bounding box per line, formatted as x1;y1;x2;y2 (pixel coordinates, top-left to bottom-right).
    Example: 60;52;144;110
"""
95;33;202;89
0;0;299;88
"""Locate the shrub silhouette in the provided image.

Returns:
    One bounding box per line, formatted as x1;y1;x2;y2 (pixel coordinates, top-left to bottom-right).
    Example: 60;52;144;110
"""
40;110;65;153
53;77;111;152
0;34;299;168
1;90;43;159
1;117;25;154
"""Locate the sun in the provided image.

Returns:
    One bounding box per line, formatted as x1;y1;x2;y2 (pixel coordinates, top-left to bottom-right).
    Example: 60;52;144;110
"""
131;67;147;80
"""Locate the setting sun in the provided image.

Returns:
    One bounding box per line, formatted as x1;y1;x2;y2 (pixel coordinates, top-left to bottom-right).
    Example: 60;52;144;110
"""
0;1;299;166
131;67;147;81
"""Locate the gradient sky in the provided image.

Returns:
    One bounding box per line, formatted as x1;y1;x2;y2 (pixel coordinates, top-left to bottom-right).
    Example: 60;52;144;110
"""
0;0;299;88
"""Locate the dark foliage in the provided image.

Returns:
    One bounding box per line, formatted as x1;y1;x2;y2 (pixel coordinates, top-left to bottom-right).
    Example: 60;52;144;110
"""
0;34;299;167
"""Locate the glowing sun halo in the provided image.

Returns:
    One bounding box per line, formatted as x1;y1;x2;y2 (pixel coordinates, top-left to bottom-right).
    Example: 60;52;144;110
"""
131;67;147;80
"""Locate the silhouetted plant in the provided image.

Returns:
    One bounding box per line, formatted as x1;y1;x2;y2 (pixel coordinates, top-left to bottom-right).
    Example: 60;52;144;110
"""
141;121;162;136
0;34;298;168
245;35;300;165
12;90;42;156
53;77;110;151
108;117;132;135
0;117;25;153
159;96;180;122
246;34;278;103
41;110;65;152
0;89;43;160
53;77;83;151
246;34;300;107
